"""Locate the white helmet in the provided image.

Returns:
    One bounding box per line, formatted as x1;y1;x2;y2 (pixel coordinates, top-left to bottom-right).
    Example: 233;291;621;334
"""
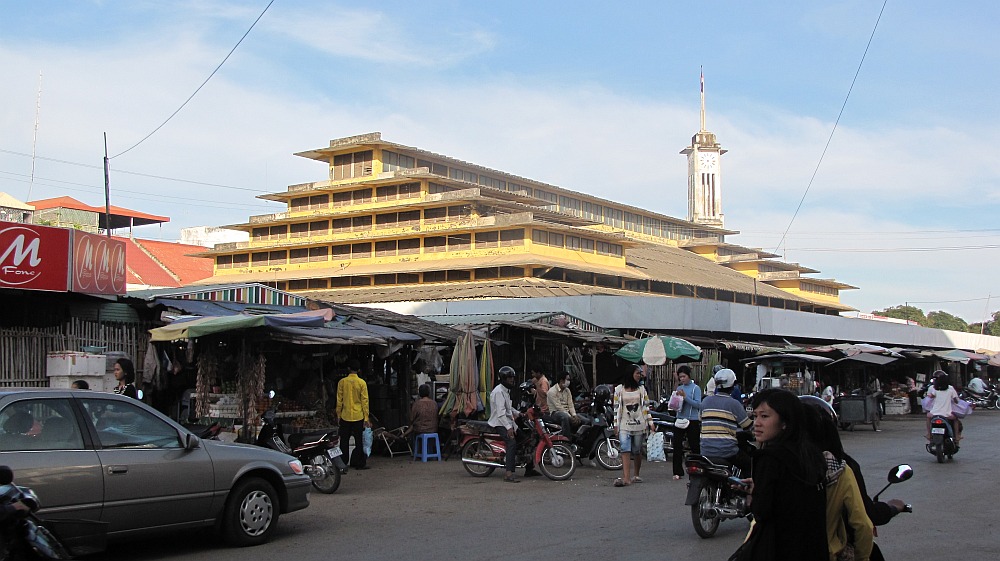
713;368;737;390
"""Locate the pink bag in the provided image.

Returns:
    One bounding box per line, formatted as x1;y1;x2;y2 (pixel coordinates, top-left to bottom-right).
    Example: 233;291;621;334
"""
667;391;684;411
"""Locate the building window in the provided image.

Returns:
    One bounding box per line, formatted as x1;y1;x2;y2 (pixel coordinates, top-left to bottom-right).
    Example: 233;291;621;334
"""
581;238;595;252
288;279;307;290
331;244;350;258
290;222;309;237
428;182;454;194
308;246;328;262
289;248;308;264
374;274;396;285
308;195;328;210
309;220;328;236
232;254;249;267
398;210;420;227
290;197;309;212
350;276;372;286
423;271;446;282
332;191;352;207
566;236;581;250
375;240;397;257
351;243;371;258
330;277;351;288
424;236;446;253
251;252;268;266
499;266;523;278
307;278;328;289
332;150;373;180
398;238;420;255
475;268;499;280
500;229;524;247
595;274;619;288
475;231;499;249
376;186;398;202
352;188;372;204
596;242;622;257
216;255;233;269
447;270;471;281
382;150;415;173
424;207;447;222
398;183;420;199
398;273;419;284
332;218;351;233
352;216;372;231
449;233;471;251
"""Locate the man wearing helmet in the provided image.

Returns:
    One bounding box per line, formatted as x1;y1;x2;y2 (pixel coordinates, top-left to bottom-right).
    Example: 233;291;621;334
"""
699;368;752;474
488;366;522;483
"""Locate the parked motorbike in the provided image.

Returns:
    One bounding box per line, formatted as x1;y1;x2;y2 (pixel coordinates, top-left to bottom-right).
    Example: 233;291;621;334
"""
925;415;960;463
255;409;344;493
459;404;577;481
0;467;73;561
683;433;754;538
566;385;622;470
961;385;999;410
182;421;223;440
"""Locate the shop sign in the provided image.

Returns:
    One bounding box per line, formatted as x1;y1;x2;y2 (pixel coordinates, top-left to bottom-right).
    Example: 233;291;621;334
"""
0;222;71;291
72;230;126;295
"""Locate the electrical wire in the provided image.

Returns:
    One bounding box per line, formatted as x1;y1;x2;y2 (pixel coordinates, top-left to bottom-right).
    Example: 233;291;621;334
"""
772;0;888;254
110;0;276;159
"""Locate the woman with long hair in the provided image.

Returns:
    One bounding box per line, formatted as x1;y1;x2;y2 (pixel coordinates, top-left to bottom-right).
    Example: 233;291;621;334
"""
611;365;653;487
739;388;827;561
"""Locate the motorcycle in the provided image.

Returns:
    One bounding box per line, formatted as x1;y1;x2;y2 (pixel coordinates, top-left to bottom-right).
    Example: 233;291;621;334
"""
0;467;74;561
566;385;622;470
459;404;577;481
925;415;960;463
255;409;345;493
683;433;754;538
961;385;999;410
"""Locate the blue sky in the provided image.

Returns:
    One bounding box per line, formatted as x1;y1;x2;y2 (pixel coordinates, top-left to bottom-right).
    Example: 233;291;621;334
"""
2;1;998;324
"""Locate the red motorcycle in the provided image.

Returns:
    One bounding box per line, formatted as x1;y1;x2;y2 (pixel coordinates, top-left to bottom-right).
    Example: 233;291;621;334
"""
459;404;577;481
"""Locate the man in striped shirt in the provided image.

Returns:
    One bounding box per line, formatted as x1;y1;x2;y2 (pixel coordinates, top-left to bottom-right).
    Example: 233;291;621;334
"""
699;369;752;474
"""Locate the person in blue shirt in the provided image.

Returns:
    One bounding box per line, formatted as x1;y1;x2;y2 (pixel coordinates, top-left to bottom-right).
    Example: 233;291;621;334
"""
671;364;702;480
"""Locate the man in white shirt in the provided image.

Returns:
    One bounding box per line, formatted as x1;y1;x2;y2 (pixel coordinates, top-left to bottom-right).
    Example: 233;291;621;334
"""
967;375;986;395
547;372;578;437
488;366;520;483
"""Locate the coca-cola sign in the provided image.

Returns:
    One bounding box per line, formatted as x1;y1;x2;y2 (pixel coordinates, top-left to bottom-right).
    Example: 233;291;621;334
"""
72;230;126;295
0;223;71;291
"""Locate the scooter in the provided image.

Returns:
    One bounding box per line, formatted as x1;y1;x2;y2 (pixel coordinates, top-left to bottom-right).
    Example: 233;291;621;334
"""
683;434;754;538
961;386;999;410
459;404;577;481
567;385;622;470
925;415;960;463
0;467;78;560
256;409;345;493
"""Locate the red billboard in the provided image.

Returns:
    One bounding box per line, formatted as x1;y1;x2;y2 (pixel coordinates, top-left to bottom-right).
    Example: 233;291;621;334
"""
72;230;127;296
0;221;127;296
0;222;71;292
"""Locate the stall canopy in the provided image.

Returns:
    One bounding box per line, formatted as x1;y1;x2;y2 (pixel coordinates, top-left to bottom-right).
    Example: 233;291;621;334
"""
740;353;834;364
149;310;331;341
825;353;899;367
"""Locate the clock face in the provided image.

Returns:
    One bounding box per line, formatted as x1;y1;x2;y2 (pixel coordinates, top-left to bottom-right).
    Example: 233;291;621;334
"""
699;152;718;170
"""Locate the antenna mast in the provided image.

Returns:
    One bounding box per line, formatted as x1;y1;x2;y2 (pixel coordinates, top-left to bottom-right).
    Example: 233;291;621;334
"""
26;71;42;200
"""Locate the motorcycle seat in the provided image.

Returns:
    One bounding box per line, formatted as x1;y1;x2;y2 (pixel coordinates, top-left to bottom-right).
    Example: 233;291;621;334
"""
463;420;494;433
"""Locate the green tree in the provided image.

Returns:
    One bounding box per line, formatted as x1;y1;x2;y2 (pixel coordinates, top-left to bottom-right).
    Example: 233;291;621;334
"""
970;310;1000;336
873;305;926;326
926;311;969;332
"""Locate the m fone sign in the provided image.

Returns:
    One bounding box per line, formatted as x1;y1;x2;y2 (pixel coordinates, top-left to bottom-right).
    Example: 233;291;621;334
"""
0;223;71;292
72;230;127;295
0;221;127;295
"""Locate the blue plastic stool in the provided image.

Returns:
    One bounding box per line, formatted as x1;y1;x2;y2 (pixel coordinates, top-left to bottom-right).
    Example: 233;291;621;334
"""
412;433;442;462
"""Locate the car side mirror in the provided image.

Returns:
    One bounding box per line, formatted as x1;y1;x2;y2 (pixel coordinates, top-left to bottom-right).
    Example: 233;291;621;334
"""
888;464;913;484
183;432;201;451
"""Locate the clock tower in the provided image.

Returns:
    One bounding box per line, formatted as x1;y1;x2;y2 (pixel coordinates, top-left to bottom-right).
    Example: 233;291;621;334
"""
680;70;726;228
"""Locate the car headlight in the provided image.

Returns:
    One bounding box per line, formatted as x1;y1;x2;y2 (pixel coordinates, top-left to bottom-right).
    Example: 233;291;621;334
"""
288;460;305;475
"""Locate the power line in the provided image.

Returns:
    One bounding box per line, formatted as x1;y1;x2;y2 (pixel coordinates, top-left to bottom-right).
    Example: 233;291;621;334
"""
787;244;1000;253
772;0;888;253
110;0;276;159
0;148;271;193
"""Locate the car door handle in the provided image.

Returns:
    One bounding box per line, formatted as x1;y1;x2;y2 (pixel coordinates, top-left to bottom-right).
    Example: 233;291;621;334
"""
107;465;128;474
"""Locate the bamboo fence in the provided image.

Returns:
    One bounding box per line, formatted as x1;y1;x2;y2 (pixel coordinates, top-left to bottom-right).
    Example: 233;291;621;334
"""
0;318;153;387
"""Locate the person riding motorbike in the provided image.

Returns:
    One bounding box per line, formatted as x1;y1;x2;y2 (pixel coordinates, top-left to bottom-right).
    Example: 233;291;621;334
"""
800;395;908;561
699;369;752;475
924;371;962;441
487;366;540;482
966;374;986;396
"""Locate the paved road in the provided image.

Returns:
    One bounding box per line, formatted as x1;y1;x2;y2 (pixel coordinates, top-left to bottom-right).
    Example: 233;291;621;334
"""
106;411;997;561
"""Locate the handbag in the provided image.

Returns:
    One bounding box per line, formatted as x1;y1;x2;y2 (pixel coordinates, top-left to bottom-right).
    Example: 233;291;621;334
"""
646;431;666;462
953;399;973;419
362;427;373;456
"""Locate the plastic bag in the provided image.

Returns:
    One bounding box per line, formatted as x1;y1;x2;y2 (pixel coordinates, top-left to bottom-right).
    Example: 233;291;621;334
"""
362;427;373;457
953;399;973;419
667;391;684;411
646;431;666;462
920;396;933;413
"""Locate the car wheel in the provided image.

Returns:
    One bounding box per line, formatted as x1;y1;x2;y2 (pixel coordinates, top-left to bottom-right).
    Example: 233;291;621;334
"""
222;477;279;547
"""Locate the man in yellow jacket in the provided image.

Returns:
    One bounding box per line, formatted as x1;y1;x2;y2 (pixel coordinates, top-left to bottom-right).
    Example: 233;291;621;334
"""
337;359;370;470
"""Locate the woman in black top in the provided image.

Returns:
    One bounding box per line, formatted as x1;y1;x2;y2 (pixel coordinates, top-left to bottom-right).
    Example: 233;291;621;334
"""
741;388;827;561
113;358;139;399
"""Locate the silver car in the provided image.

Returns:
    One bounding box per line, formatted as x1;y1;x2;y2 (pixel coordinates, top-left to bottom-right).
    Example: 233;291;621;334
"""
0;389;310;547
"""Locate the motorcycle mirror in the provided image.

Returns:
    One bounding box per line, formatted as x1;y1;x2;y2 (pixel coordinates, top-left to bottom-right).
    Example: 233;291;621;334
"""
888;464;913;484
267;390;276;399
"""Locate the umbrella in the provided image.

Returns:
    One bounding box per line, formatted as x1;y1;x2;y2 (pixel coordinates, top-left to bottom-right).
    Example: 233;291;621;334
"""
615;335;702;365
439;330;479;418
478;335;494;418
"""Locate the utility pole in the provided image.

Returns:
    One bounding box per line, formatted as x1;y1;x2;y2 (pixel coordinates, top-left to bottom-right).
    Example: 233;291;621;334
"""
103;133;111;238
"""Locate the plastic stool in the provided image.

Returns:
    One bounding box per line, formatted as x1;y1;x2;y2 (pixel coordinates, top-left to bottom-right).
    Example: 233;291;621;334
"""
412;433;442;462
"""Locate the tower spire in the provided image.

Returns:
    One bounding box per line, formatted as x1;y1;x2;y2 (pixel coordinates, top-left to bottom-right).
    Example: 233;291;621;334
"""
699;66;706;132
